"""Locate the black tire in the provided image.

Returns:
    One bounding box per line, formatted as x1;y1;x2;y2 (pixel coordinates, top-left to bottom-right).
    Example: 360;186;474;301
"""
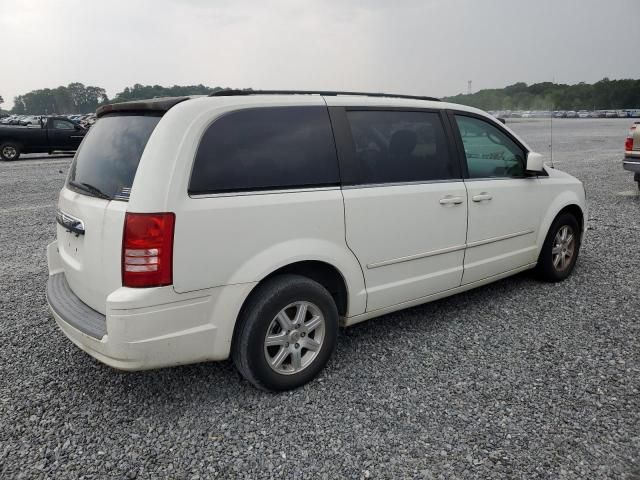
0;143;21;161
232;274;339;391
536;212;581;282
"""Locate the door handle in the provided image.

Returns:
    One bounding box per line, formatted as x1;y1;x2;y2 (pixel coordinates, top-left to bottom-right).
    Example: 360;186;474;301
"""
472;192;493;202
439;195;464;205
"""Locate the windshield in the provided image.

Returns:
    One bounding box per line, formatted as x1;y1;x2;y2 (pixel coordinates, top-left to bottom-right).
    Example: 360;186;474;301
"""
67;113;161;200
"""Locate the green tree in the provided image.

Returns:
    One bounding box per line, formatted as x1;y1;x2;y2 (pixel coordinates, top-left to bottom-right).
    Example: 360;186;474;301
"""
11;83;111;114
109;84;229;103
443;78;640;111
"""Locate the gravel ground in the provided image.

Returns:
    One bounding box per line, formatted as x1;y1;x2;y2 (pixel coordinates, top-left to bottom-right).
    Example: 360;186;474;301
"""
0;119;638;479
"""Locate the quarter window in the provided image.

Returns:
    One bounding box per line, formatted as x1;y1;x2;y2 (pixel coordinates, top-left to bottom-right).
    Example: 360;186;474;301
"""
189;107;340;194
454;115;526;178
346;110;456;185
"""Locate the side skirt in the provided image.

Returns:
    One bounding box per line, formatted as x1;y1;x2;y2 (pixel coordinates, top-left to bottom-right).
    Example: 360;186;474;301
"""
342;263;537;327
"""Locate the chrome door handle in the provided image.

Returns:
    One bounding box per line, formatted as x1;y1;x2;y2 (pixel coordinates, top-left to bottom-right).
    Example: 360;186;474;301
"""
472;193;493;202
439;196;464;205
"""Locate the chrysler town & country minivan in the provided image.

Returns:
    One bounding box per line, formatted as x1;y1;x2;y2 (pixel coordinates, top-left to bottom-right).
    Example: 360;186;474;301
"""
47;91;586;391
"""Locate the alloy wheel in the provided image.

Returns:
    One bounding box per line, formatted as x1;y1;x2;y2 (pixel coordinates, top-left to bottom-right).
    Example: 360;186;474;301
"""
552;225;575;272
263;301;325;375
2;146;17;160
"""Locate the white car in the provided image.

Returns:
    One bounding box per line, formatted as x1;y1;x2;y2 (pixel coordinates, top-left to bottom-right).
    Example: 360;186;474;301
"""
47;91;587;391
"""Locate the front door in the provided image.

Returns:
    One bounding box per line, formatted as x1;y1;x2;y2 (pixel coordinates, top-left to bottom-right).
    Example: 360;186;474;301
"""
452;113;542;284
339;109;468;311
48;118;84;150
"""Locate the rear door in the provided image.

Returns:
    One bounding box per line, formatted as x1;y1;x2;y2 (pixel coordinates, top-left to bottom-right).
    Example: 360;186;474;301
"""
48;118;85;150
57;113;161;313
334;108;467;311
451;113;542;284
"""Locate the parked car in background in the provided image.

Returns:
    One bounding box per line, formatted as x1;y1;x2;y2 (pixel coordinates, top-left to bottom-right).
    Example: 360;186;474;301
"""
616;110;628;118
565;111;578;118
577;110;590;118
624;122;640;190
0;116;87;160
46;91;587;391
23;115;44;126
605;111;618;118
553;111;566;118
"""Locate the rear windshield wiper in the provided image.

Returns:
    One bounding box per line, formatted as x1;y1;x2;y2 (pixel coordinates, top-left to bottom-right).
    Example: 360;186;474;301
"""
69;181;111;200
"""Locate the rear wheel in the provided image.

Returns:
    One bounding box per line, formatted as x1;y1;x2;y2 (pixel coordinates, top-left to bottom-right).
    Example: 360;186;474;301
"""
0;143;21;161
232;274;338;391
536;213;581;282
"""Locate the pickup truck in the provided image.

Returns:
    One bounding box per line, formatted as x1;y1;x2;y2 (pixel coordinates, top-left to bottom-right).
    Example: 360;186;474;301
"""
0;117;87;161
624;122;640;190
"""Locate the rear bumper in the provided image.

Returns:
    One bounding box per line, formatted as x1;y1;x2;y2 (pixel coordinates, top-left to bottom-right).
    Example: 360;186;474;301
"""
46;241;256;371
623;157;640;174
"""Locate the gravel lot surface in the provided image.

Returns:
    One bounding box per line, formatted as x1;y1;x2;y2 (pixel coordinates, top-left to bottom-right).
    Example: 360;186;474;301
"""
1;119;638;479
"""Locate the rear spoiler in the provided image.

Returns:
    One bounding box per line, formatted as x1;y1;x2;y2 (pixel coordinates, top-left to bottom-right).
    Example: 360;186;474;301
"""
96;96;192;118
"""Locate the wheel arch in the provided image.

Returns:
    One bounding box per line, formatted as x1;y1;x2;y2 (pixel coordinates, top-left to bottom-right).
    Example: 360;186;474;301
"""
537;196;586;256
258;260;350;317
0;139;23;152
230;259;358;357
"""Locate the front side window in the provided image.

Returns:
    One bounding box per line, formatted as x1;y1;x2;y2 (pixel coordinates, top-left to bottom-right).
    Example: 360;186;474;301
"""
346;110;456;185
454;115;526;178
54;120;74;130
189;107;339;194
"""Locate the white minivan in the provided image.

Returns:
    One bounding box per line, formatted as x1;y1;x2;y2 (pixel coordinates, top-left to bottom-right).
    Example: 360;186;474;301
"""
47;91;586;391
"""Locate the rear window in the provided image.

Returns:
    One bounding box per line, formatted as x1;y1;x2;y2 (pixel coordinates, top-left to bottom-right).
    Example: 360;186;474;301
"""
189;106;339;195
67;113;161;200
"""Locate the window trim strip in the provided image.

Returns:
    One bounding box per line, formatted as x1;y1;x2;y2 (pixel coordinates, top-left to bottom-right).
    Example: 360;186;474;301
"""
189;185;341;199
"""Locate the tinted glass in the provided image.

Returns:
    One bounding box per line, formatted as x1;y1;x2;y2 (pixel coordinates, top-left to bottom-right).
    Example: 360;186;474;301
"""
68;114;161;200
54;120;74;130
455;115;525;178
189;107;339;194
346;110;455;184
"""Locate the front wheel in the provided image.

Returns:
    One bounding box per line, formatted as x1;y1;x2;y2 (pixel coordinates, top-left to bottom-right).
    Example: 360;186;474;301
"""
0;143;21;161
536;213;581;282
232;274;339;391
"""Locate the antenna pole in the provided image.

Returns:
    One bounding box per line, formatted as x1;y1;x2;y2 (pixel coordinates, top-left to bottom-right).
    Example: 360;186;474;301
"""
550;103;554;168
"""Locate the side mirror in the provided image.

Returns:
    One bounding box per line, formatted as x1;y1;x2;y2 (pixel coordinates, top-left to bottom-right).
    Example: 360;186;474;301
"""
526;151;544;173
497;117;506;124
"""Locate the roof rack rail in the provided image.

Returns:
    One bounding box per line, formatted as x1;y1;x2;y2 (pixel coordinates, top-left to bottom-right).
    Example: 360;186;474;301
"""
210;89;441;102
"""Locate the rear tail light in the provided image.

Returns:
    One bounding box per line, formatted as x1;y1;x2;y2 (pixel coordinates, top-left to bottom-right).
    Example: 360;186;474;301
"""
122;212;175;288
626;126;636;152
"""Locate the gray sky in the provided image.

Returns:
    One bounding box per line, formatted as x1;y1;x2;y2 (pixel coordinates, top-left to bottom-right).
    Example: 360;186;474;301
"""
1;0;639;109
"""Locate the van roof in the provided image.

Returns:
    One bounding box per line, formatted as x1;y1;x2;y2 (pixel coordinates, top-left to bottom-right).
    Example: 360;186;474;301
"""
94;92;528;147
210;89;442;102
96;91;442;118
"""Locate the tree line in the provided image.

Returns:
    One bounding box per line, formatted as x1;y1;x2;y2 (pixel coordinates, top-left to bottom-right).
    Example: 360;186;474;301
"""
7;83;240;115
443;78;640;111
3;78;639;115
11;83;108;115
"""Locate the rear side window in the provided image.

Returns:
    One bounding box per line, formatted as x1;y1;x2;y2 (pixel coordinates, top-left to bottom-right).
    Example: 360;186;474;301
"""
189;107;339;194
346;110;456;185
68;114;161;200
